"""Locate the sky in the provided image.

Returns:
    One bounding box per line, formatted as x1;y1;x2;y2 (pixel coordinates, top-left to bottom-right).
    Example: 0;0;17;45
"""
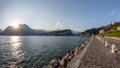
0;0;120;32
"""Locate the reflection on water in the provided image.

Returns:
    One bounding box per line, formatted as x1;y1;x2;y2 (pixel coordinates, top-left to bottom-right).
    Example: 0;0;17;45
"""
8;36;24;68
0;36;89;68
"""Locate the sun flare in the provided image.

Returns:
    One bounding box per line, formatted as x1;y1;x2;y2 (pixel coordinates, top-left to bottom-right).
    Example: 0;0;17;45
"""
12;23;20;28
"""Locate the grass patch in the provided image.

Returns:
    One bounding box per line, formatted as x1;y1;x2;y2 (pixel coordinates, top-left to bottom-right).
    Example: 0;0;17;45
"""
100;31;120;38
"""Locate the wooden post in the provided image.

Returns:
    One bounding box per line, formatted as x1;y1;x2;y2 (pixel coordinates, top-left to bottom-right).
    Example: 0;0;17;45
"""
111;44;116;53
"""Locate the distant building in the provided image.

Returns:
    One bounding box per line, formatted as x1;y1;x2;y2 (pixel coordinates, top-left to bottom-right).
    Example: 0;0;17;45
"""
99;29;105;34
117;26;120;30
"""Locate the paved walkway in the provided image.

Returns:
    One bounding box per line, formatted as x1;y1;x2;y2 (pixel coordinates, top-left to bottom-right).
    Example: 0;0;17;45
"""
67;37;93;68
100;37;120;49
79;37;120;68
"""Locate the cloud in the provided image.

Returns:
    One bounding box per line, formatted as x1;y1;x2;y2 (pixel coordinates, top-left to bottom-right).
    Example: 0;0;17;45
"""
38;22;83;32
55;22;61;26
109;10;116;15
39;22;64;30
54;22;63;30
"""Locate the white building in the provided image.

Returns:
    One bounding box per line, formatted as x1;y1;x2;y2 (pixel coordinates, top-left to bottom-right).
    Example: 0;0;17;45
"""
117;26;120;30
99;29;105;34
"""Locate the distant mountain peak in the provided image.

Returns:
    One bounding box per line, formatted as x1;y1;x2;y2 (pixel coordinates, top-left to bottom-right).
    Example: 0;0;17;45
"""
0;24;74;36
2;24;33;35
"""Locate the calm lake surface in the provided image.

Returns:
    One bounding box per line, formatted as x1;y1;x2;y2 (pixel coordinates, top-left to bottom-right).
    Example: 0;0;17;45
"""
0;36;89;68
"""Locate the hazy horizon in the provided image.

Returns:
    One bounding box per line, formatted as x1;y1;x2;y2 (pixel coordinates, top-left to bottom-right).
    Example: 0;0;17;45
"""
0;0;120;32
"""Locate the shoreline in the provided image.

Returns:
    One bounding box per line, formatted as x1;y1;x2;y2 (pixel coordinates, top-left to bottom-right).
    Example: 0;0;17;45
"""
66;36;93;68
47;36;120;68
47;36;93;68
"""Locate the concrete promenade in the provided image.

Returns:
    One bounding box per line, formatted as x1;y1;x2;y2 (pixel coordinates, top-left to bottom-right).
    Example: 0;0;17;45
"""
67;36;120;68
100;37;120;49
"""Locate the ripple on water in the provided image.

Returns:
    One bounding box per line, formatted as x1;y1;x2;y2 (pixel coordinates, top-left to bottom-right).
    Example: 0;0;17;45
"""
0;36;89;68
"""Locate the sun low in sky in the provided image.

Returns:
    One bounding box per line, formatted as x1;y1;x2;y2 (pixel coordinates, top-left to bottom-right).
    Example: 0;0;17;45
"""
10;19;22;29
10;20;20;29
0;0;120;32
12;23;20;29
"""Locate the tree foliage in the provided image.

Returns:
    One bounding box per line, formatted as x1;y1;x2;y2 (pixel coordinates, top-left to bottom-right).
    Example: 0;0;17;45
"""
101;22;120;37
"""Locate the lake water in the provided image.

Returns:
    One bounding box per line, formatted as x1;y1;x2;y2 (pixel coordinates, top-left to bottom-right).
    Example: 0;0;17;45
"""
0;36;89;68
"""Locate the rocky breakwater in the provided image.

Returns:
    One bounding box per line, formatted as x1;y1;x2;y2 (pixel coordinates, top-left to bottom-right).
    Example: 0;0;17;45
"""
46;37;93;68
79;36;120;68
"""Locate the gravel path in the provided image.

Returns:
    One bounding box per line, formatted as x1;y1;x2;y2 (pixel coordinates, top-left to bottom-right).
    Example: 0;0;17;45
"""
79;37;120;68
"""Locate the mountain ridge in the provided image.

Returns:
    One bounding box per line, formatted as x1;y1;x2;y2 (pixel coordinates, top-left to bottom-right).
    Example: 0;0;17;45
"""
0;24;74;36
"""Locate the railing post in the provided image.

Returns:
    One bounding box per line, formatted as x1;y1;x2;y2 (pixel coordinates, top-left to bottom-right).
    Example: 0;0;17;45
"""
105;41;108;47
99;37;102;41
81;44;84;47
111;44;116;53
102;39;104;44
